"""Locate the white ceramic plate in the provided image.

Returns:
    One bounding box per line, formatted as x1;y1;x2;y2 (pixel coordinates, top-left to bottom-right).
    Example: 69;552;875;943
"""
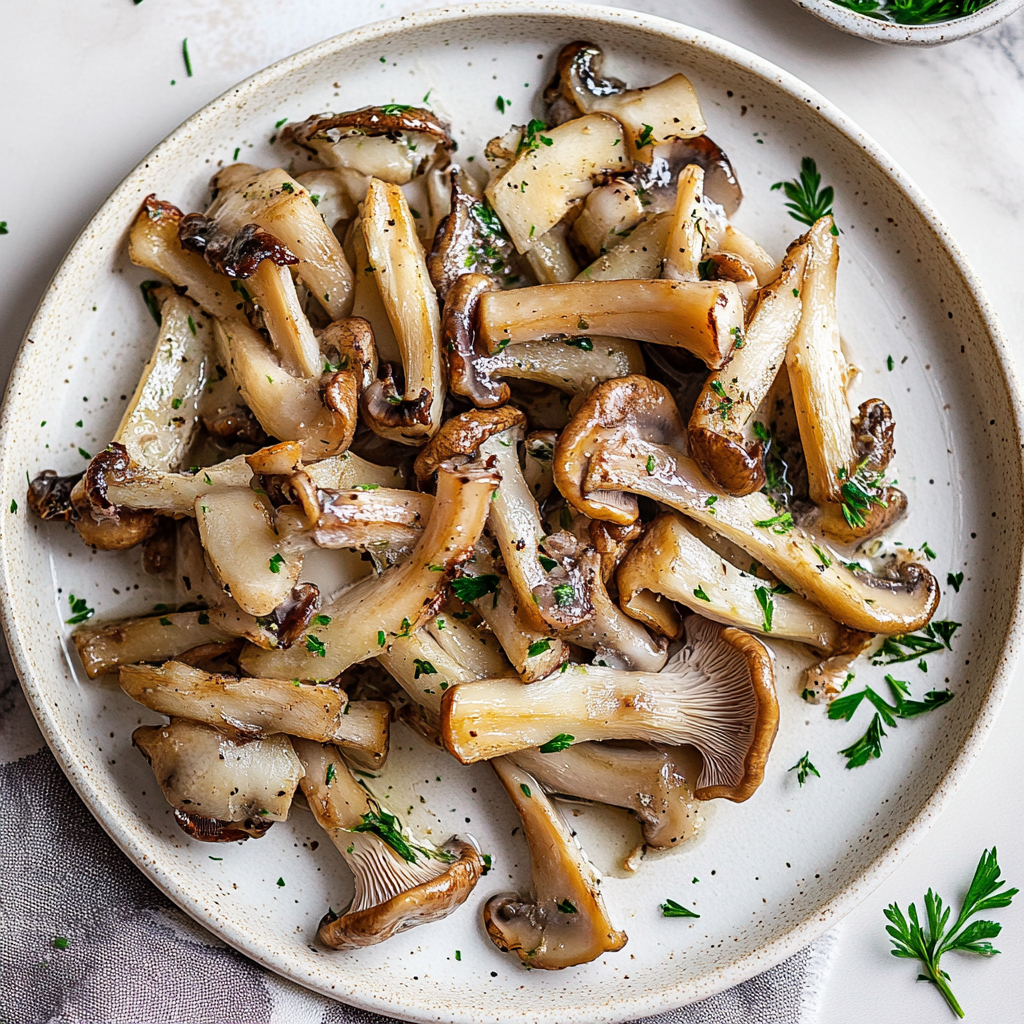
790;0;1024;45
2;4;1022;1022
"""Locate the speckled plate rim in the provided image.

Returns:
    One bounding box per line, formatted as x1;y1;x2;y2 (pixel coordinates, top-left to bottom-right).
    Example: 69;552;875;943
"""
1;3;1022;1020
790;0;1024;45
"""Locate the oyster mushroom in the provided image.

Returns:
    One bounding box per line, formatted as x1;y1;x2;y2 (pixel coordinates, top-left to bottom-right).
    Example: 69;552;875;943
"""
483;755;627;970
240;458;499;680
509;742;703;856
215;316;358;458
576;214;672;283
450;552;568;683
360;178;446;443
571;181;645;262
295;168;358;231
294;739;483;949
545;42;705;161
120;661;390;763
631;134;743;219
127;196;239;320
116;287;212;471
687;232;810;496
786;216;904;542
617;512;859;653
443;616;779;803
281;106;454;190
427;171;519;300
485;113;629;256
661;164;708;282
558;375;939;635
415;408;594;633
71;582;323;678
477;278;743;369
133;717;303;841
562;549;667;671
205;165;354;322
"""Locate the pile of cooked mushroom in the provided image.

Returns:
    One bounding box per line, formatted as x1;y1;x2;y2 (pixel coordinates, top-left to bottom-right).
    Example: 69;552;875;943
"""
29;41;940;967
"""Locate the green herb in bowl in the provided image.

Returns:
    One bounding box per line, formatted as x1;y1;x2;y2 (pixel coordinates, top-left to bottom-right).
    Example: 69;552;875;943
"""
829;0;994;22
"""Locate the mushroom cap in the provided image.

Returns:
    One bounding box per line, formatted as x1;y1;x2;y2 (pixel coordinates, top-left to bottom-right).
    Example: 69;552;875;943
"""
178;214;298;280
632;134;743;218
687;427;766;497
281;106;454;154
553;374;685;524
853;398;896;474
441;272;509;408
413;406;526;481
317;837;483;949
27;469;82;522
675;615;779;802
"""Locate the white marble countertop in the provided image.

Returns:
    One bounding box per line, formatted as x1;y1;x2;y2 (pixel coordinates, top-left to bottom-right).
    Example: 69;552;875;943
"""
2;1;1022;1020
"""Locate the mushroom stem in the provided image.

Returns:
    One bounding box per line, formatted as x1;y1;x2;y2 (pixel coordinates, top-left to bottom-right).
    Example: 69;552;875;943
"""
216;318;357;458
617;512;857;652
477;279;743;369
127;196;239;319
583;436;938;635
484;756;627;970
688;237;810;496
120;661;390;763
134;718;303;840
361;178;446;442
239;459;499;680
508;742;703;854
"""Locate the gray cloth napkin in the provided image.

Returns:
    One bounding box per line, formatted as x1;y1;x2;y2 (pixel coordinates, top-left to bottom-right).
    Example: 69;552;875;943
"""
0;661;839;1024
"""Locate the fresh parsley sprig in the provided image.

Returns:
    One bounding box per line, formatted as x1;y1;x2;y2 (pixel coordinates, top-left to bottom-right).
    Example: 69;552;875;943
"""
872;620;960;665
788;752;820;786
884;847;1017;1018
771;157;837;230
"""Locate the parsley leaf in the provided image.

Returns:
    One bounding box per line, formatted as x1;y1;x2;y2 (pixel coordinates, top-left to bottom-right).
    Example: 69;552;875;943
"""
788;752;820;786
884;847;1017;1018
770;157;836;228
660;899;700;918
451;574;500;602
539;733;574;753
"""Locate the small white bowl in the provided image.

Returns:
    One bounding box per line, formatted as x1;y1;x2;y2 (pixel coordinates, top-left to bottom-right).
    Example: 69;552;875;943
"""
791;0;1024;44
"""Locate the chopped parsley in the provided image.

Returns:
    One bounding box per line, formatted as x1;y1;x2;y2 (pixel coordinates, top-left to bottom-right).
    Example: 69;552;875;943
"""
539;733;575;753
557;899;578;914
413;659;437;679
520;783;532;798
65;594;94;625
182;38;193;77
325;763;337;785
947;571;964;593
788;752;820;786
635;123;655;149
754;587;774;632
552;582;575;607
268;553;285;574
660;899;700;919
752;512;794;534
314;614;332;626
451;574;500;603
305;634;326;657
871;620;960;665
527;639;551;658
692;585;711;603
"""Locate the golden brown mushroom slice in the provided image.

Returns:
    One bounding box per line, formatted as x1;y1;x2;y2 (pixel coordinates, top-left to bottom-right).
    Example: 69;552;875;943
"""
450;553;569;683
133;717;303;842
206;165;355;322
477;278;743;369
562;549;667;672
484;756;627;969
293;739;482;950
120;661;390;765
556;375;939;635
443;616;779;802
544;41;706;162
415;408;594;634
688;233;810;496
786;216;905;543
361;178;446;443
127;196;240;319
617;511;864;654
216;317;358;459
240;458;499;681
281;106;454;187
484;113;630;255
509;742;703;861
